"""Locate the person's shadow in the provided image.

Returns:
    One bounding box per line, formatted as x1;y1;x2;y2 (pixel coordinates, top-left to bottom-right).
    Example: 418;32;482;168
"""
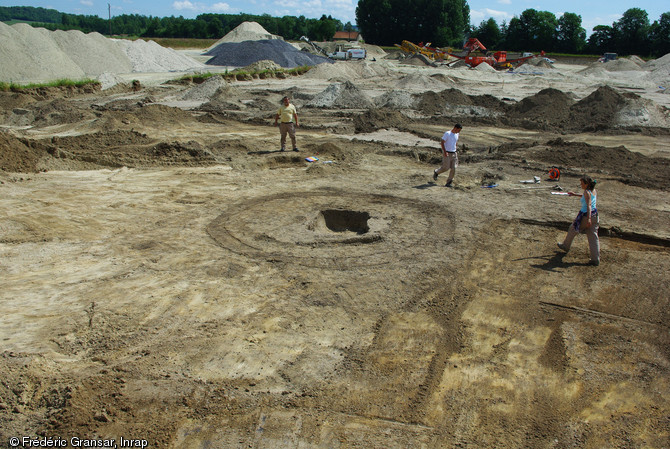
414;181;443;190
247;149;284;155
516;251;588;272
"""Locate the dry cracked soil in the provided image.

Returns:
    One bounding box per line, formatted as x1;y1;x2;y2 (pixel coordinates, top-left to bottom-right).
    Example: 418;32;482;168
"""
0;57;669;449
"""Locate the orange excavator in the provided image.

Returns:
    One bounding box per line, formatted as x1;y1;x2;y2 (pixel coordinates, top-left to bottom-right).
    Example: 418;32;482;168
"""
448;38;544;69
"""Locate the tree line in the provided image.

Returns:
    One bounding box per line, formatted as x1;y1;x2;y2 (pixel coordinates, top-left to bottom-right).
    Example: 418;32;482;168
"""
0;6;350;42
2;4;669;57
470;8;670;57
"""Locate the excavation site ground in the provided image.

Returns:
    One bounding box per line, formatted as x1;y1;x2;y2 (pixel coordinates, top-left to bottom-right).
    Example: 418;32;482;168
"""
1;45;670;448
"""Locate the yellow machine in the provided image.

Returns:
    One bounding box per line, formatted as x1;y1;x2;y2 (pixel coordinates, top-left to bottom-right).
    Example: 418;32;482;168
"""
394;40;452;61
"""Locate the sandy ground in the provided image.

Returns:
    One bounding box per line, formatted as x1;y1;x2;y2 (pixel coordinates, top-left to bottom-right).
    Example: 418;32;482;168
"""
0;55;669;448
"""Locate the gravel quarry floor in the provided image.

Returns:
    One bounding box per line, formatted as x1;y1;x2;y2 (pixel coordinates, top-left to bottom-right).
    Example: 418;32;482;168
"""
0;50;669;448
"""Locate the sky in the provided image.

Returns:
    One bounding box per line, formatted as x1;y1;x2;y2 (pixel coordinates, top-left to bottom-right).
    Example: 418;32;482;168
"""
2;0;668;35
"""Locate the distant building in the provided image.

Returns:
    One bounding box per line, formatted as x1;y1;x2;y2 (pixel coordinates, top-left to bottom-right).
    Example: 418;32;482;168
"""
333;31;361;42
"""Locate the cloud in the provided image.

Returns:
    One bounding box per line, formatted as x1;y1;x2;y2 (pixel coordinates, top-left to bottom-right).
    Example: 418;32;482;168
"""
497;0;511;4
173;0;199;11
211;2;231;12
80;0;93;5
470;8;512;25
271;0;355;22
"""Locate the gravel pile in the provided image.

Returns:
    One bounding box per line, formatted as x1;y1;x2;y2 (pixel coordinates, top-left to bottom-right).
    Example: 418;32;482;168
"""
205;39;333;68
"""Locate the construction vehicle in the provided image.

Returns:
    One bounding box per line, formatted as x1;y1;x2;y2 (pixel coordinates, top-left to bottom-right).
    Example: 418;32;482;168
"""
447;38;544;69
599;52;617;62
300;36;366;60
328;44;366;60
394;40;452;61
300;36;329;57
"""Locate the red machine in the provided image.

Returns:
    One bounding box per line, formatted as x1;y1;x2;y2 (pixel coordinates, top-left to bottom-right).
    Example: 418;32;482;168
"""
448;38;545;69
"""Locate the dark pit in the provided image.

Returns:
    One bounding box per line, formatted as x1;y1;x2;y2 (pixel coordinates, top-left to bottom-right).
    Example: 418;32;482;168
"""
320;209;370;234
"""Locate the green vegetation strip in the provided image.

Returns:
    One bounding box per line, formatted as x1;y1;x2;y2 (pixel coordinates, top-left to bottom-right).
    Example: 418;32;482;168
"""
0;78;99;91
179;65;313;83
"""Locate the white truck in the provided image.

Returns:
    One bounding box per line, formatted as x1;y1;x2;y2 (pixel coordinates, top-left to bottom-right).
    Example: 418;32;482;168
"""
328;47;367;60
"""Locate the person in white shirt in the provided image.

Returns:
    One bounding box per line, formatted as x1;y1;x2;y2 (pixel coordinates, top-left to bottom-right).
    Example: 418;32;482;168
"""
433;124;462;187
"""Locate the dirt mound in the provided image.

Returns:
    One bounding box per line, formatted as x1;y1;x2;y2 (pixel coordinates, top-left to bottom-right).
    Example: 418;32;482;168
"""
416;88;473;114
570;85;641;131
205;39;333;68
306;141;355;161
306;81;374;108
502;85;669;131
30;98;97;127
353;108;411;133
178;76;230;102
375;90;416;109
0;132;46;172
536;138;670;190
508;88;575;127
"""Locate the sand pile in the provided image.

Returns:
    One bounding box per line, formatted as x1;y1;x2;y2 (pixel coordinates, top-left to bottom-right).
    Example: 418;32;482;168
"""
205;39;333;68
396;73;448;90
602;58;644;72
306;81;374;108
642;53;670;88
115;39;205;73
50;29;133;76
304;60;393;81
643;53;670;71
206;22;282;51
0;22;205;84
475;62;497;72
0;22;85;82
241;60;283;72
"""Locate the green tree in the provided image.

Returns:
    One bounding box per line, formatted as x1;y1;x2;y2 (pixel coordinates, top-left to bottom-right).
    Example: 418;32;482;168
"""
649;12;670;57
613;8;650;55
356;0;469;46
206;17;224;39
471;18;502;49
587;25;615;54
556;13;586;53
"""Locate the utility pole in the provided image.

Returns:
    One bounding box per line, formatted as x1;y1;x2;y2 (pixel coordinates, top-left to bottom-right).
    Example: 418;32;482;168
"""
108;3;111;36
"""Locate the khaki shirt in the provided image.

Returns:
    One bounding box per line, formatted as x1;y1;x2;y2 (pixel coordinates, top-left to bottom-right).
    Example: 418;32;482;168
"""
277;104;297;123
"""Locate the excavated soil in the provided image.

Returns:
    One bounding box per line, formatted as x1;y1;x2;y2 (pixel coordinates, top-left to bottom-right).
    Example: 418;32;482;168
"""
1;57;669;449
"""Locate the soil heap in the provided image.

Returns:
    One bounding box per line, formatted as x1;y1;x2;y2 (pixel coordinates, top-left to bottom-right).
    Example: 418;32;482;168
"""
306;81;374;108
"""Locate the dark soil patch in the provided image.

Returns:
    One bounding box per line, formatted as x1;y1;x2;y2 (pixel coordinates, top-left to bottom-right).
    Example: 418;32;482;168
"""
0;132;46;172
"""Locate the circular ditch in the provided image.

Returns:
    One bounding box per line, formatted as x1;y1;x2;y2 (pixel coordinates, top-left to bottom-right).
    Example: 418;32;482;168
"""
207;190;454;268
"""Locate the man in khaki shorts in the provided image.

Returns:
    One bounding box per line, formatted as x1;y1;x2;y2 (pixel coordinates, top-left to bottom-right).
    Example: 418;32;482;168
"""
433;123;462;187
274;96;299;152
